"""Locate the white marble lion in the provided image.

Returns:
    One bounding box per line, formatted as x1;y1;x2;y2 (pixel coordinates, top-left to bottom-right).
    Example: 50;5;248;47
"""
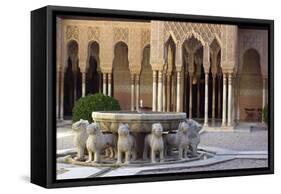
143;123;165;163
164;121;190;159
86;123;117;163
116;123;137;165
185;119;201;156
72;119;89;161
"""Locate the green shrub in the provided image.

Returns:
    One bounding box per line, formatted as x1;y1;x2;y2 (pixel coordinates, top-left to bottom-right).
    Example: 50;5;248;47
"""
72;93;121;123
262;104;268;125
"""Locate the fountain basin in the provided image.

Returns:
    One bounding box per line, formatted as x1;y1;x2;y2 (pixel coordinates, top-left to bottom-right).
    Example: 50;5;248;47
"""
92;111;187;133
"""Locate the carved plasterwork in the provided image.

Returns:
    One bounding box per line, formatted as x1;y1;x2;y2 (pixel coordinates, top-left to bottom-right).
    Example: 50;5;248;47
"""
87;26;100;42
113;27;129;44
164;22;222;46
66;25;79;40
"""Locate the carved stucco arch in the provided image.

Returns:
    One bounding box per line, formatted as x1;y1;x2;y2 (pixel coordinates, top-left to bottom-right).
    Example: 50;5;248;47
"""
86;40;101;72
239;47;262;76
64;39;79;72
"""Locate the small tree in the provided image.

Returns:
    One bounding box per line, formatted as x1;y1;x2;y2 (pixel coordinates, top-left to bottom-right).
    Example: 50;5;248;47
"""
262;104;268;125
72;93;121;123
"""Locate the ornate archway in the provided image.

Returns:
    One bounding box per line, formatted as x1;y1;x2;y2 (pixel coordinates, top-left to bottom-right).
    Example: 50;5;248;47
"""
86;41;101;95
64;40;82;117
113;41;130;110
239;49;263;122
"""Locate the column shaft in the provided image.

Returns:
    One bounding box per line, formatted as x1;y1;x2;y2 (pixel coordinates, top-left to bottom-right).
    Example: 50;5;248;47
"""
236;77;240;122
218;76;221;119
167;74;171;112
103;73;107;96
204;73;209;126
158;71;163;112
82;72;86;97
60;71;64;120
227;74;233;126
212;75;216;120
131;74;135;111
136;75;140;111
222;73;227;126
189;74;193;118
163;74;166;112
197;77;200;118
108;73;112;97
176;71;181;112
152;71;157;112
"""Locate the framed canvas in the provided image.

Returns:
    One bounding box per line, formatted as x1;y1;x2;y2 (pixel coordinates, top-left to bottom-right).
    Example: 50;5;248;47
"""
31;5;274;188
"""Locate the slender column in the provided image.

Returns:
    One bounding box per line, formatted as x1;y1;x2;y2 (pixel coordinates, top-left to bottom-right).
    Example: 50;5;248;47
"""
163;74;166;112
73;70;77;101
212;74;216;121
82;72;86;97
167;74;171;112
103;73;107;96
56;71;60;119
60;71;64;120
98;72;102;93
136;74;140;111
204;73;209;126
176;71;181;112
227;73;233;126
262;77;267;122
218;75;221;119
222;73;227;126
197;76;200;118
131;74;135;111
158;71;163;112
152;71;157;112
108;73;112;97
189;73;193;118
262;77;267;109
236;76;240;122
171;73;176;111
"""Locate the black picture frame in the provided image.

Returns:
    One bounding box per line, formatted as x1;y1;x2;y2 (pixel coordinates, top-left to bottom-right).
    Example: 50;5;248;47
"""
31;5;274;188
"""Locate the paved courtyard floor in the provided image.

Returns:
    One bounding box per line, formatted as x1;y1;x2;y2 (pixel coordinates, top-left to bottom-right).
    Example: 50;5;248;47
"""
56;120;268;179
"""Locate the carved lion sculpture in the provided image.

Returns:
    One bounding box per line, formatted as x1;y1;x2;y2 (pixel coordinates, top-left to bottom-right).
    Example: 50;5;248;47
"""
164;121;190;159
72;119;89;161
185;119;201;156
143;123;165;163
116;123;137;165
86;123;117;163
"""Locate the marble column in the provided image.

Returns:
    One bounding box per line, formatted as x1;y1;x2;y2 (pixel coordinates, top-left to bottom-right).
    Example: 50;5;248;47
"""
262;77;267;109
204;73;209;126
136;74;140;111
131;74;135;111
163;74;166;112
222;73;227;126
218;75;221;119
212;74;216;121
227;73;233;127
197;76;200;118
152;70;157;112
73;70;77;101
103;73;107;96
108;73;112;97
56;71;60;119
60;71;64;120
171;73;176;111
166;74;171;112
99;72;102;93
189;73;193;118
82;72;86;97
236;76;240;122
176;71;181;112
158;71;163;112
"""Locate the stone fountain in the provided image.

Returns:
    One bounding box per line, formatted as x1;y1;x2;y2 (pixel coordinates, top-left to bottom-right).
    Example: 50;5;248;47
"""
92;111;187;158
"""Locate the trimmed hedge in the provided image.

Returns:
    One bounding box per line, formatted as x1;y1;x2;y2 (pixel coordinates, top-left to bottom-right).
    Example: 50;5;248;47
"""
262;104;268;125
72;93;121;123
